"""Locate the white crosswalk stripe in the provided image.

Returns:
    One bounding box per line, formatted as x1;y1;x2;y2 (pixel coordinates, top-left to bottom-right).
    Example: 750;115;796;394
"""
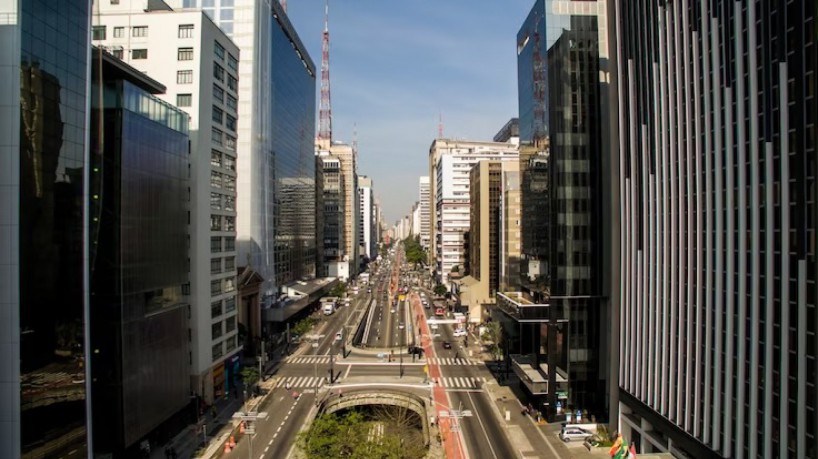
276;376;327;389
440;377;486;388
429;357;481;366
287;356;331;364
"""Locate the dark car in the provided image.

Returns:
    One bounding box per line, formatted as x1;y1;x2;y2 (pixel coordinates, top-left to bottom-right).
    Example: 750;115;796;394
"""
442;341;452;349
408;345;424;356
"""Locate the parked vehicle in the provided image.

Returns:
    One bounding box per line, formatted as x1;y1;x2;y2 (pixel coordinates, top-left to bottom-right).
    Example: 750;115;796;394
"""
442;341;452;349
559;427;593;442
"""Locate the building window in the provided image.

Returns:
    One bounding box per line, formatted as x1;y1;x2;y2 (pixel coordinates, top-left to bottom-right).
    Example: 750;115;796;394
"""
225;335;236;352
213;63;225;82
225;316;236;333
210;258;221;274
225;237;235;251
210;171;222;189
212;321;223;339
177;70;193;84
226;94;237;111
132;26;148;37
178;24;194;38
212;106;223;124
177;93;192;107
210;192;221;210
92;25;106;40
223;278;235;293
224;256;235;270
224;196;235;212
227;53;238;71
224;134;236;152
211;236;221;253
223;156;235;172
132;49;148;59
212;342;223;360
213;84;224;103
211;300;222;318
227;75;237;91
225;114;236;131
214;40;225;60
178;47;193;61
224;175;235;192
211;127;222;144
211;150;222;167
210;215;222;231
112;49;124;59
112;26;124;38
224;216;235;231
224;296;236;313
110;0;120;4
210;279;221;295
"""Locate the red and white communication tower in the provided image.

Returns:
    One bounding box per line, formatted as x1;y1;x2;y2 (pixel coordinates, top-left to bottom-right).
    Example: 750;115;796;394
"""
318;0;332;141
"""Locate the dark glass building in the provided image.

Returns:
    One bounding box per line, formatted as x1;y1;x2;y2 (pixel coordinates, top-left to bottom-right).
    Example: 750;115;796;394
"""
611;1;817;457
508;0;611;423
89;48;191;455
270;10;317;286
0;1;91;456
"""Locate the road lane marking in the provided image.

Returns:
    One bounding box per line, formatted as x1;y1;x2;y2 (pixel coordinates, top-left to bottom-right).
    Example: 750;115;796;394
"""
467;391;500;459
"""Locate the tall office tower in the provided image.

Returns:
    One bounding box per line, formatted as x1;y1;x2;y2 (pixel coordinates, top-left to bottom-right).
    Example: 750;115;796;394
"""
508;0;611;423
500;166;522;292
336;142;359;276
89;48;191;456
0;1;91;456
611;1;817;458
172;0;318;309
463;160;520;322
428;139;518;289
419;176;431;250
92;3;243;405
358;176;377;261
318;152;346;279
411;202;421;239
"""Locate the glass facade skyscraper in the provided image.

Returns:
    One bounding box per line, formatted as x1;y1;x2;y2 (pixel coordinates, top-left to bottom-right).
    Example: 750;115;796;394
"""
0;1;91;456
612;1;817;457
511;0;611;421
89;51;192;455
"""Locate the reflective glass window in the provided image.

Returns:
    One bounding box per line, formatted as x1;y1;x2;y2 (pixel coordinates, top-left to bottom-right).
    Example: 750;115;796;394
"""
132;49;148;59
178;47;193;61
132;26;148;37
177;93;192;107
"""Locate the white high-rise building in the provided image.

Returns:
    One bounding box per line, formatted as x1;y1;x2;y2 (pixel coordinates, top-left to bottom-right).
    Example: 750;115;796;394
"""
358;176;375;260
419;176;431;250
93;3;241;402
429;139;518;286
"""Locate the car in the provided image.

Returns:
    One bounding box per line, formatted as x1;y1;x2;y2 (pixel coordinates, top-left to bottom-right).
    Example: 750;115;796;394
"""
442;341;452;349
334;331;343;342
408;345;424;356
453;329;467;337
559;428;593;442
398;321;405;329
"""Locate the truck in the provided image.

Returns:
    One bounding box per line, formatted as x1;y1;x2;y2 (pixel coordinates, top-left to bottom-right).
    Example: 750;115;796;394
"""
321;297;337;315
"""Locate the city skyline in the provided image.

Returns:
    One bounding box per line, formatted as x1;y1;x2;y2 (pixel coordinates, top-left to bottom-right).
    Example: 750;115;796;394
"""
287;0;535;222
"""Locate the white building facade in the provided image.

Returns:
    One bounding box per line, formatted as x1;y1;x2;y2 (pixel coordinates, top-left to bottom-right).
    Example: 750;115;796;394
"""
358;176;375;260
419;176;431;250
429;139;518;285
93;4;241;402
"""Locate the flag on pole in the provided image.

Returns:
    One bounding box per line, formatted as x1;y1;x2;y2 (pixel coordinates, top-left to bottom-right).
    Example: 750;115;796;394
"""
609;434;623;457
629;443;637;458
612;441;629;459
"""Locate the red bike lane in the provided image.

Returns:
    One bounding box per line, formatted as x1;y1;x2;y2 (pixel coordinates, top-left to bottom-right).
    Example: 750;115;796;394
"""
410;292;464;459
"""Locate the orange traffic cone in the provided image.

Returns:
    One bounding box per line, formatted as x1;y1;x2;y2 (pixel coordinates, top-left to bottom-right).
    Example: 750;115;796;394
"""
229;435;236;447
224;442;231;453
239;422;245;434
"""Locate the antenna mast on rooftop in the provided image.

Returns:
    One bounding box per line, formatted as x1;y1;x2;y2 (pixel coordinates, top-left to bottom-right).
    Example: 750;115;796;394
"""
438;111;444;139
279;0;287;13
318;0;332;142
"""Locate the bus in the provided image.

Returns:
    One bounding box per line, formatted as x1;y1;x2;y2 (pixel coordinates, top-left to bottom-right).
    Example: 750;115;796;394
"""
435;307;445;317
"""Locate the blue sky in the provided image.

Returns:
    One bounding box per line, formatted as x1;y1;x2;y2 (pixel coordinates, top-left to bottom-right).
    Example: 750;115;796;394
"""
287;0;533;224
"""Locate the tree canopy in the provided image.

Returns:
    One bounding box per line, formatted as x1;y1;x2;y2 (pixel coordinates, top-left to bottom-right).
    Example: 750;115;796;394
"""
402;236;426;268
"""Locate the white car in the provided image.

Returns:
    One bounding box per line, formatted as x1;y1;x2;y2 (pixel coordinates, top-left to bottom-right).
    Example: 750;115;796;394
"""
453;329;467;337
559;428;593;442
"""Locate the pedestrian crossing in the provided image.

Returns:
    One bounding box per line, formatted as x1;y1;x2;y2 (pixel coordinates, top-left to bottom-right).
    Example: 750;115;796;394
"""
427;357;482;366
286;356;331;364
275;376;329;389
438;377;487;389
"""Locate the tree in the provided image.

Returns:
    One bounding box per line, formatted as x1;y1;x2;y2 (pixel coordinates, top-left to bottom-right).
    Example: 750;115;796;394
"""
329;282;347;298
433;284;447;296
481;321;503;362
450;265;460;273
240;367;260;391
